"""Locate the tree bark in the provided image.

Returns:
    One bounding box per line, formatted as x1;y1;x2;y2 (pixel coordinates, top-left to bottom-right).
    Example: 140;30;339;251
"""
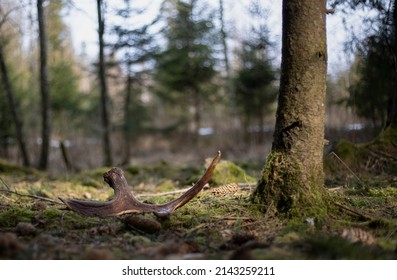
219;0;234;105
387;0;397;128
37;0;51;170
252;0;328;216
0;44;30;167
96;0;113;166
192;88;201;143
122;71;132;165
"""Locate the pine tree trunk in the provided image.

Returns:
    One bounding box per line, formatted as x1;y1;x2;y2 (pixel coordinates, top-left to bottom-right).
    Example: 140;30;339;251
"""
387;0;397;128
192;88;201;143
0;44;30;167
219;0;234;104
122;73;132;165
37;0;51;170
96;0;113;166
253;0;328;217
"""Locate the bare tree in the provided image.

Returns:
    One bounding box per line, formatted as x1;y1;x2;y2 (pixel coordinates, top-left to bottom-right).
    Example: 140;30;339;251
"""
219;0;234;104
252;0;328;216
96;0;112;166
389;0;397;127
37;0;51;170
0;43;30;167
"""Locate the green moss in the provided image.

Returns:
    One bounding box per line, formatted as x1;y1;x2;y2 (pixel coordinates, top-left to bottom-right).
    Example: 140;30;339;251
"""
326;127;397;176
274;231;302;244
0;207;36;227
301;234;395;259
252;151;329;219
78;167;111;178
377;238;397;251
42;208;63;220
123;233;153;246
125;162;202;187
2;151;396;260
72;168;110;188
80;178;105;188
0;159;40;176
367;187;397;197
60;212;103;230
210;160;256;186
156;179;177;193
334;139;361;161
367;218;396;231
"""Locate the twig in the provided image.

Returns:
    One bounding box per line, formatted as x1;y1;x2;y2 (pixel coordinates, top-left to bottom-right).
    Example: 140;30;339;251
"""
0;175;11;191
327;152;364;186
0;193;14;202
327;186;343;192
386;226;397;239
333;201;372;220
212;216;252;221
366;147;397;161
185;223;207;235
0;189;63;205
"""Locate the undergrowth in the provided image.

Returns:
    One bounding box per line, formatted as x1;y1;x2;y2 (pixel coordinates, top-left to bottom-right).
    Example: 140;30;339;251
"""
0;146;396;259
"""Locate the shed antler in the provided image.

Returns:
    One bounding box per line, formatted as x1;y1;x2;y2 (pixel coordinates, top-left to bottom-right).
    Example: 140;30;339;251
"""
59;151;221;218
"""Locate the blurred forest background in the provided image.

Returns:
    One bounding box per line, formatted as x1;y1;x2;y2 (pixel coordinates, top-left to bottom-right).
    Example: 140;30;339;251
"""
0;0;394;173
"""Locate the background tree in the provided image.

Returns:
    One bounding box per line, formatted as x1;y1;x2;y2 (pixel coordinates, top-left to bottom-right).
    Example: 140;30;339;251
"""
218;0;234;108
332;0;397;129
0;5;30;166
97;0;113;166
37;0;51;170
154;0;217;140
112;1;159;164
346;33;394;130
0;44;31;167
234;39;277;144
45;0;81;135
234;3;278;144
253;0;328;216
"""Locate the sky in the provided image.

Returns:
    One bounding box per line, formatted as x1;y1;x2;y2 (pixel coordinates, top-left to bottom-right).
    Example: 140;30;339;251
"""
63;0;350;76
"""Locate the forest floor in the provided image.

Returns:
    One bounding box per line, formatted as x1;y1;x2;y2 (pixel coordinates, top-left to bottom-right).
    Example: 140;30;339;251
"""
0;138;397;260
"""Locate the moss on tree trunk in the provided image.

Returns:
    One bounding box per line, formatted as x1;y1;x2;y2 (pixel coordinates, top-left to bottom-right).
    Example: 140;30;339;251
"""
253;0;329;218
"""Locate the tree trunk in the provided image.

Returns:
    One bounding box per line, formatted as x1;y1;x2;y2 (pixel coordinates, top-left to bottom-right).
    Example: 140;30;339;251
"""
258;108;265;145
192;88;201;143
252;0;328;217
0;44;30;167
243;114;251;145
387;0;397;128
96;0;113;166
122;72;132;165
219;0;234;105
37;0;51;170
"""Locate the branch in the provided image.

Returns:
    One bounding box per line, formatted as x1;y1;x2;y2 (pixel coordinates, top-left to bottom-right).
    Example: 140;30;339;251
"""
0;189;63;205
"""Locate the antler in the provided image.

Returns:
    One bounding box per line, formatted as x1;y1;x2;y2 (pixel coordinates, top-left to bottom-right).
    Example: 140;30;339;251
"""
59;151;221;218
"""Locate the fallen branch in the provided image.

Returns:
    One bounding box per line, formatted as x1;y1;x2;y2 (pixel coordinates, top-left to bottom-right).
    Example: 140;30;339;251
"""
333;201;372;220
0;175;11;191
327;152;364;186
0;188;63;205
0;175;63;205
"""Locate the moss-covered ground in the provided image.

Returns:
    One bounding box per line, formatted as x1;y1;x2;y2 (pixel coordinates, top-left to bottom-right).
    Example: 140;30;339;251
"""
0;144;397;259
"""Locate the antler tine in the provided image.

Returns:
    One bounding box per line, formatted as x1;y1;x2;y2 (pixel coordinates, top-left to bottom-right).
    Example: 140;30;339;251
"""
59;151;221;218
154;150;221;216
